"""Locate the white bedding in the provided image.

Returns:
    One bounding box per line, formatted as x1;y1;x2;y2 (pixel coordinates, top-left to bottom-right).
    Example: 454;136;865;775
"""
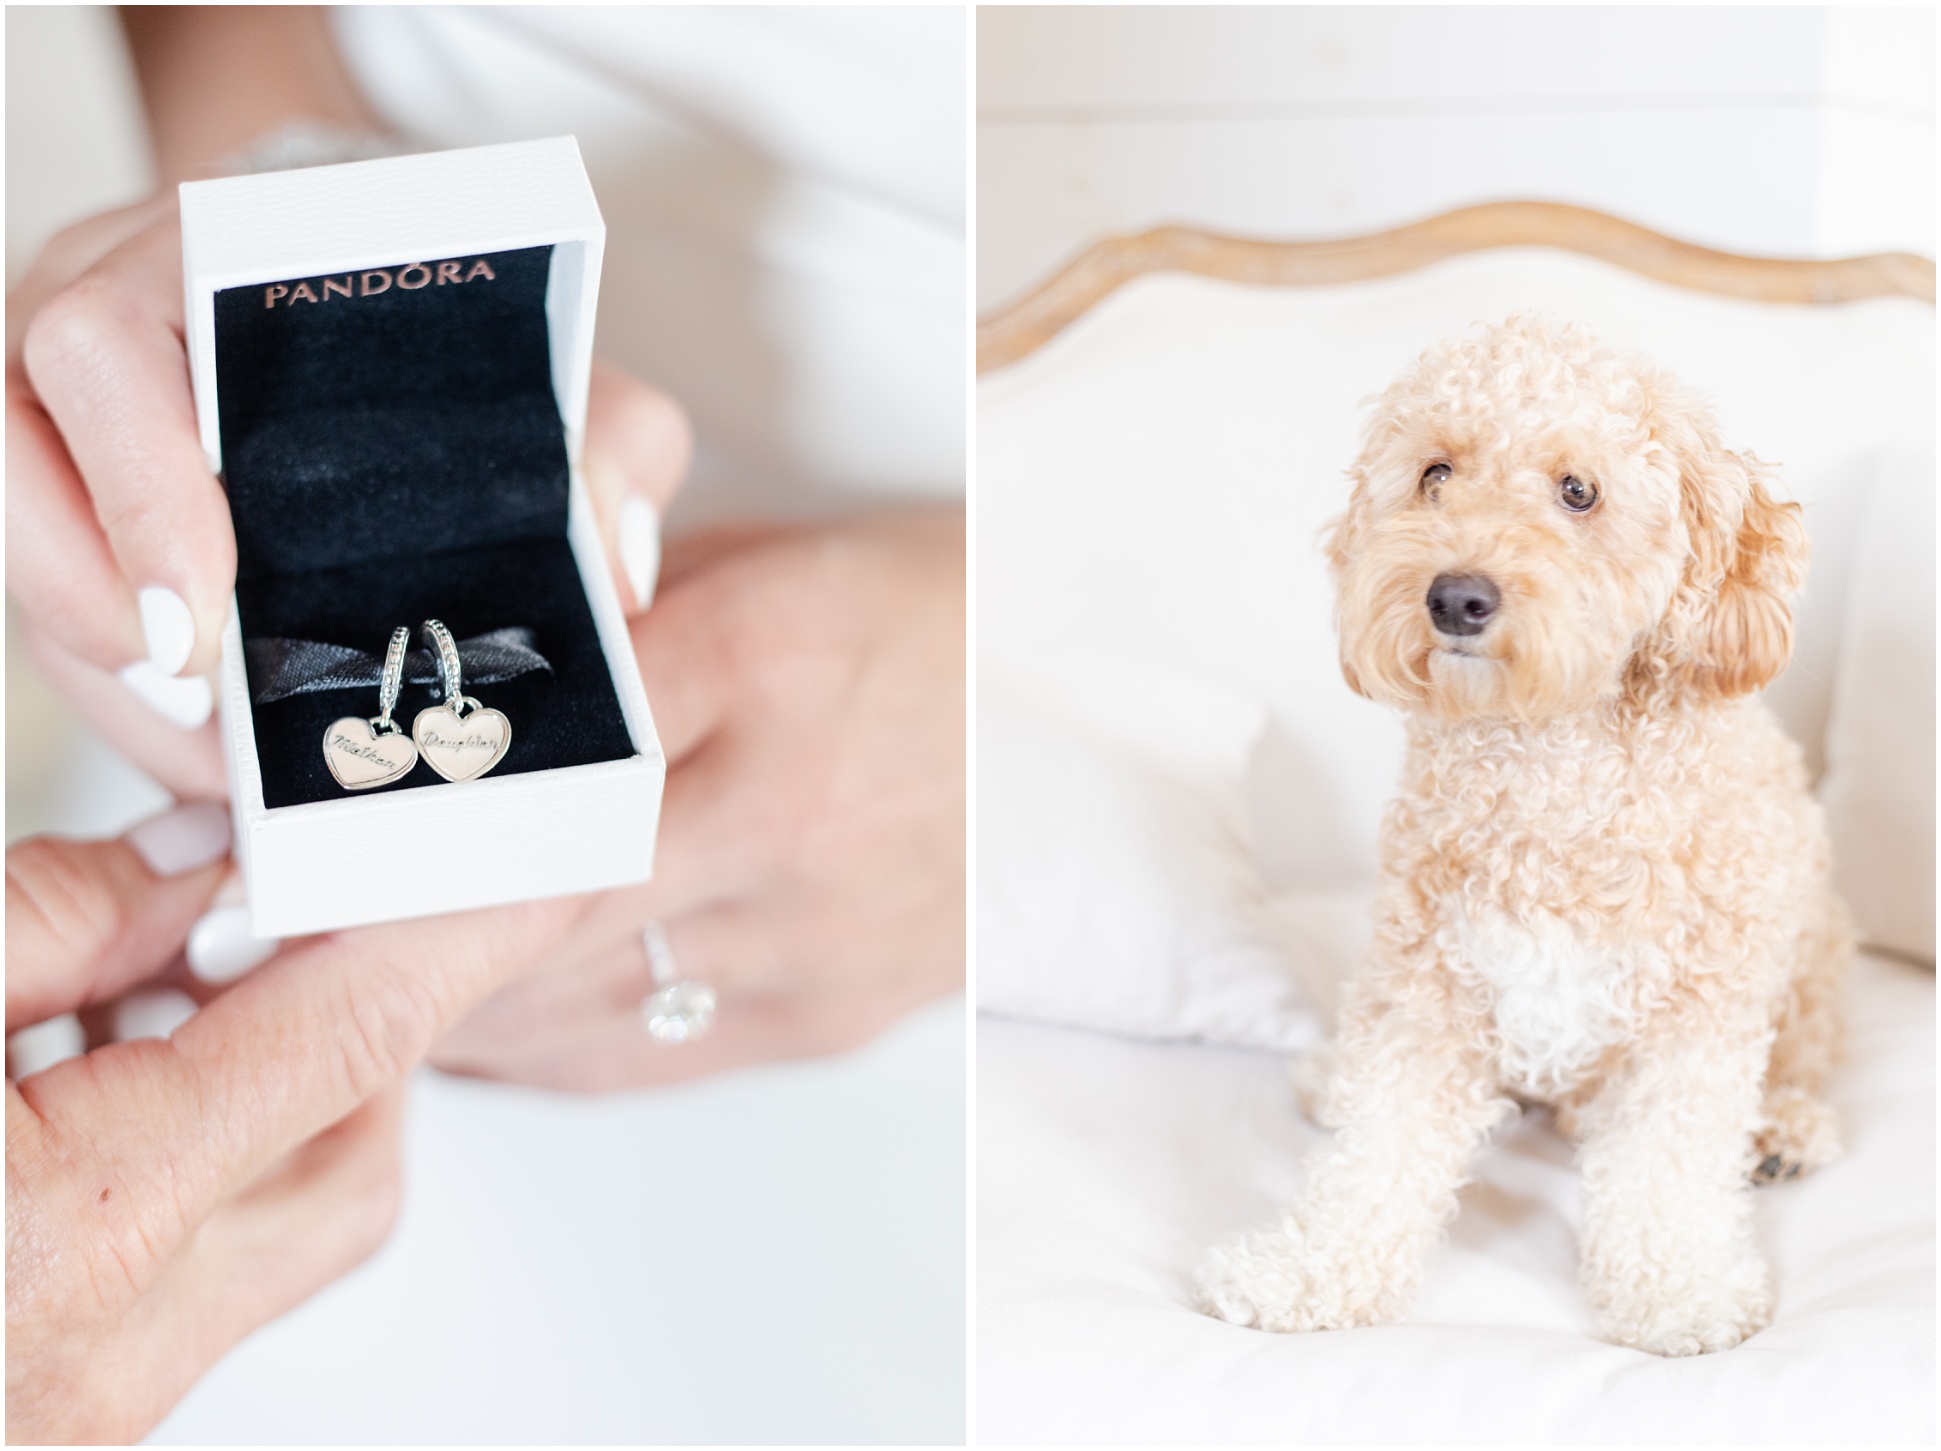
976;953;1934;1445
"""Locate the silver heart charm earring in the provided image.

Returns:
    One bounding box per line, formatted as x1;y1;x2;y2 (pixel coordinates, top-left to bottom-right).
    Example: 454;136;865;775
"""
412;618;513;783
323;626;421;790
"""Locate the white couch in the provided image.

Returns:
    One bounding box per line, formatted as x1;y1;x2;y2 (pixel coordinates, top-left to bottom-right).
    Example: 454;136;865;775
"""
976;246;1933;1443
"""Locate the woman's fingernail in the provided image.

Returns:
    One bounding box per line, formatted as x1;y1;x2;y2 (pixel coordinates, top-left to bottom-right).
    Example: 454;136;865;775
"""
7;1015;86;1079
138;585;196;676
112;988;199;1042
127;801;231;876
618;495;660;611
119;661;214;729
186;903;280;984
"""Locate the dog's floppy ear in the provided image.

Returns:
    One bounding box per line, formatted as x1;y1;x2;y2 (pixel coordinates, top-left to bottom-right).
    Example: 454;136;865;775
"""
1696;459;1807;695
1324;464;1375;700
1658;406;1808;698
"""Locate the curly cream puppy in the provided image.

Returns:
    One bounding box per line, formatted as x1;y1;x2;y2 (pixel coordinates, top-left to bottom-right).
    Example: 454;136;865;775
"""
1196;316;1849;1356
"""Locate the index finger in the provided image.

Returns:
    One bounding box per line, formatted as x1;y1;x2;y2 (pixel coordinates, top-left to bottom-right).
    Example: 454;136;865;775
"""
19;199;235;678
5;809;230;1033
5;196;174;358
17;893;584;1234
180;896;583;1215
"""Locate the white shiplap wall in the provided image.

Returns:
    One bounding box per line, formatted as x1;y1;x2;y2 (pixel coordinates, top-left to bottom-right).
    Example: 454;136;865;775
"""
977;5;1936;310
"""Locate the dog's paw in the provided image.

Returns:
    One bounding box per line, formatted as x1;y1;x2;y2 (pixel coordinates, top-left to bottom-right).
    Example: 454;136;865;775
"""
1751;1087;1840;1185
1595;1255;1774;1356
1194;1225;1290;1329
1193;1221;1401;1333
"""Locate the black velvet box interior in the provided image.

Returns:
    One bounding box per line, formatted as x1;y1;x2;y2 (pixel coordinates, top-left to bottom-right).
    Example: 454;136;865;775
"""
218;244;634;807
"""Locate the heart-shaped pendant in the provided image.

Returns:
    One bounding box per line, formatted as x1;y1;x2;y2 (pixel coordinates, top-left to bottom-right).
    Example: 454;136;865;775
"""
413;701;511;783
322;717;419;790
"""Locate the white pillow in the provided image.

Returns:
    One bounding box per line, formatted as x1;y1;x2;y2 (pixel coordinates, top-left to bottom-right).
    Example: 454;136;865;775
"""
977;658;1328;1051
1819;446;1936;963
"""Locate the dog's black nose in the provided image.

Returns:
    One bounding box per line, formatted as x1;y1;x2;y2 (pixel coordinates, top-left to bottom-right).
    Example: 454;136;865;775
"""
1426;573;1500;636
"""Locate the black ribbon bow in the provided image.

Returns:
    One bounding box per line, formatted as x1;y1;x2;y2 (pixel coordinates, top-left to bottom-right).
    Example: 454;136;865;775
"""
246;627;551;704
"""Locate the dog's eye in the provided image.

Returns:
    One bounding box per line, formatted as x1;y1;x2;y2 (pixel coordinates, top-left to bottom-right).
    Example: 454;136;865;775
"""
1420;462;1451;499
1558;475;1598;512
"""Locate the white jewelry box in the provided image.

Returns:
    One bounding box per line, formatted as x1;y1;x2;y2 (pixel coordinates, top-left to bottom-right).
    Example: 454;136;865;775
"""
181;137;663;937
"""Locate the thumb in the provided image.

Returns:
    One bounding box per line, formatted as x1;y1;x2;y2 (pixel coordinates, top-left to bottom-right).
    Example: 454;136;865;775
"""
582;359;692;614
5;804;231;1033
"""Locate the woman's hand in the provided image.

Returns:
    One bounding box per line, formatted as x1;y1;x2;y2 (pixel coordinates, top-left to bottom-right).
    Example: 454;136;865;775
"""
7;172;951;1096
7;194;232;790
428;510;967;1089
4;811;582;1443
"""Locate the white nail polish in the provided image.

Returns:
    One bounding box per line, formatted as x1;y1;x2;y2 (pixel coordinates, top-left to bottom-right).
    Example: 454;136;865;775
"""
119;661;214;729
618;495;661;611
112;988;198;1042
138;585;196;676
186;904;280;984
127;801;231;877
7;1015;86;1079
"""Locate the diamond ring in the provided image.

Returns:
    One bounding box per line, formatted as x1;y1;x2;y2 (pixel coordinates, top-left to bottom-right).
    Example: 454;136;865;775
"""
639;921;716;1045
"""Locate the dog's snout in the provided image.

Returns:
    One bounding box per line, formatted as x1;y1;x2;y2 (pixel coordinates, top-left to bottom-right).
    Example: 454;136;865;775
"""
1426;573;1500;637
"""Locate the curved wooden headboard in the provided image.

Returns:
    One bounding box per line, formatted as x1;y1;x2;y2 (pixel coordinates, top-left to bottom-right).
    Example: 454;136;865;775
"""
977;201;1937;375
